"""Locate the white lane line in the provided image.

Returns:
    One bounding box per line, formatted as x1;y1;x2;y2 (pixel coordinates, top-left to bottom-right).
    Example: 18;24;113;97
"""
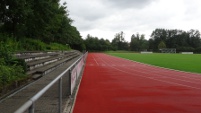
120;66;201;84
92;55;99;66
98;54;201;90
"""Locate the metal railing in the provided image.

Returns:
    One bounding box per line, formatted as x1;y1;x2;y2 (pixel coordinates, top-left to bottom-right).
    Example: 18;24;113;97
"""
14;52;88;113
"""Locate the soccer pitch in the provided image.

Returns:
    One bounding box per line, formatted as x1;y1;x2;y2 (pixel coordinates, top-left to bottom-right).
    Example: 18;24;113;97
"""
107;52;201;74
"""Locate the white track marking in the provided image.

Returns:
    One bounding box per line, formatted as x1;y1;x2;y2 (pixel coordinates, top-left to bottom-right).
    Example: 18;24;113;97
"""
120;66;201;85
92;55;99;66
109;60;201;84
97;54;201;90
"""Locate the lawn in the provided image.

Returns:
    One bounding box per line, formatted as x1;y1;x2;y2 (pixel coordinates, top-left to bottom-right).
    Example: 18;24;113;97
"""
107;52;201;74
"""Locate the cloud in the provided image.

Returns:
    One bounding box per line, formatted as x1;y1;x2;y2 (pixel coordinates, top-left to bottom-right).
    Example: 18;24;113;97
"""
183;0;201;21
66;0;112;31
64;0;201;41
103;0;156;9
67;1;108;21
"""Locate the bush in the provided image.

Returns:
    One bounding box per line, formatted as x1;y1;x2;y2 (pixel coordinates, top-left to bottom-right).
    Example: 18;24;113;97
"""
195;47;201;53
0;64;25;86
0;36;26;89
48;43;70;50
17;39;70;51
20;38;47;51
0;42;13;65
176;46;195;52
10;59;27;72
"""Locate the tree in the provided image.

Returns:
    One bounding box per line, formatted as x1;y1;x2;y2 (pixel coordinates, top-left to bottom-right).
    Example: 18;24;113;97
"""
26;0;67;41
130;33;148;51
67;26;84;51
0;0;31;38
150;29;167;50
130;34;140;51
112;31;128;50
158;41;166;49
149;28;201;52
0;0;85;51
188;29;201;48
84;34;112;51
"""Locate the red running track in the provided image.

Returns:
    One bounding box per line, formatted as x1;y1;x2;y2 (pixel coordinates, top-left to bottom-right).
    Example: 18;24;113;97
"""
73;53;201;113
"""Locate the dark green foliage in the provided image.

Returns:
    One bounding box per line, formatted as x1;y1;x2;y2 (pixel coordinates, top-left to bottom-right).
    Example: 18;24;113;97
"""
0;38;26;88
111;31;129;50
0;0;84;51
130;33;149;51
67;27;85;51
195;47;201;53
0;64;25;86
48;43;70;50
176;46;195;52
158;41;166;49
18;38;46;51
0;41;13;65
0;0;30;38
10;59;27;73
84;34;112;51
150;28;201;53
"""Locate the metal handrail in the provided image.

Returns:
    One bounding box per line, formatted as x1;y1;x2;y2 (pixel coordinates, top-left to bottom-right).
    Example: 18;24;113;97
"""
14;52;88;113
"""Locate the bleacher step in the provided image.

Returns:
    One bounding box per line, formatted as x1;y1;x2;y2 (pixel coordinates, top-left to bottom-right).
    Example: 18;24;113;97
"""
32;74;42;80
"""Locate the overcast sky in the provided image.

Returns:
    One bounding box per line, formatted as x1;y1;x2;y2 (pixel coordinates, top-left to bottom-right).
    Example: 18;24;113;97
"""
61;0;201;42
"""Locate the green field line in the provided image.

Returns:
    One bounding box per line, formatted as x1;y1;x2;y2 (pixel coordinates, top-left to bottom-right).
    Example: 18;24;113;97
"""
107;52;201;74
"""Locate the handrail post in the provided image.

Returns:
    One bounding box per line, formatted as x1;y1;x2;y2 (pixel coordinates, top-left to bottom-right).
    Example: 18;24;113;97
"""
69;69;72;95
29;103;34;113
58;77;62;113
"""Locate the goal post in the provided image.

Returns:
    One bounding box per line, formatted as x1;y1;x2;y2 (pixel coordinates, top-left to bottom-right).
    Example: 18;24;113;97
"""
159;48;176;53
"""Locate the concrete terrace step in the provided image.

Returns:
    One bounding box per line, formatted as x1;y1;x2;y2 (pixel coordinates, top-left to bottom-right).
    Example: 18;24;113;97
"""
26;52;77;71
16;52;60;62
32;74;43;80
24;52;79;79
36;55;78;75
29;54;79;80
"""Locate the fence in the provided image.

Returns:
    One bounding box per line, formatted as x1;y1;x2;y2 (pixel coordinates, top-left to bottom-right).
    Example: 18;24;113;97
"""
14;52;88;113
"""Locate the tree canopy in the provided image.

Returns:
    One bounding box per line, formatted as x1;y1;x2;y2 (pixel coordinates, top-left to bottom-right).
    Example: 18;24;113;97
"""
84;29;201;53
84;34;111;51
150;28;201;52
0;0;84;51
130;33;149;51
111;31;128;50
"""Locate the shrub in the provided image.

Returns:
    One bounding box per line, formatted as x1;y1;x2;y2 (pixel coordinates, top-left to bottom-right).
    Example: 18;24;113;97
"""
195;47;201;53
49;43;70;50
20;38;46;51
0;36;26;89
176;46;195;52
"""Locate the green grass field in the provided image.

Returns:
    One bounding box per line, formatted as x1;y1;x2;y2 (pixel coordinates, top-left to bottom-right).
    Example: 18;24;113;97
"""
107;52;201;74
